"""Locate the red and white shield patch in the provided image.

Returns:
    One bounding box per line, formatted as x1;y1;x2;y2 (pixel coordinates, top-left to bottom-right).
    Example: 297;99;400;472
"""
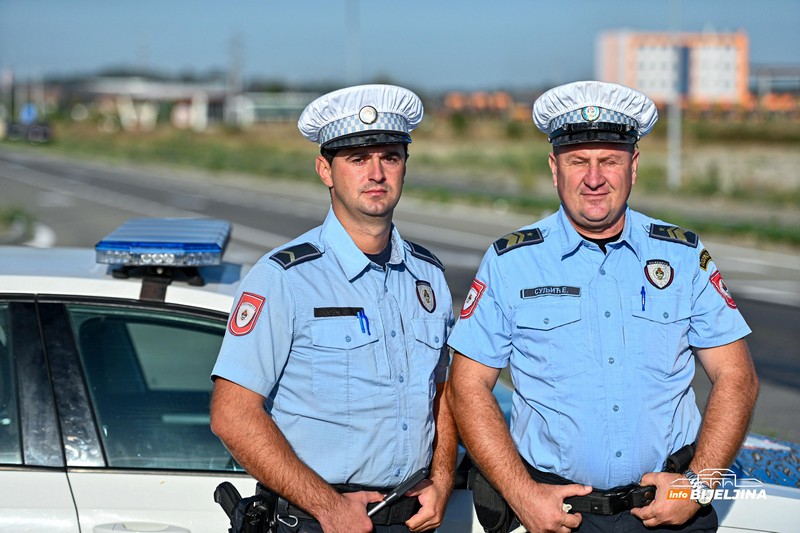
460;278;487;319
228;292;266;336
416;280;436;313
645;259;674;290
710;270;737;309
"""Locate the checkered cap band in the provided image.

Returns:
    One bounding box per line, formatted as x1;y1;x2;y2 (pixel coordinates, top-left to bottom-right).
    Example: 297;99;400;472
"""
533;81;658;141
549;107;638;131
318;112;409;147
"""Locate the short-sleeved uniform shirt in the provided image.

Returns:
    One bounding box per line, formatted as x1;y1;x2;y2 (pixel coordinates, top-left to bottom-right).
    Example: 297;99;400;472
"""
213;208;454;487
447;206;750;489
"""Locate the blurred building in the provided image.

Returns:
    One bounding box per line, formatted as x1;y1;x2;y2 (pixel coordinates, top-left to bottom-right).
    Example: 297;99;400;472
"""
596;30;749;106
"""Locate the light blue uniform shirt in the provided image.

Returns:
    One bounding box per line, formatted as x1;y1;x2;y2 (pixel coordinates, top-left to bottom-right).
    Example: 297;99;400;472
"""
448;206;750;489
213;208;454;487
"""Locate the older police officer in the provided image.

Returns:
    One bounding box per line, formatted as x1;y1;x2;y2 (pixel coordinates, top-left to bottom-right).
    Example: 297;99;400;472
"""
211;85;457;533
447;81;758;533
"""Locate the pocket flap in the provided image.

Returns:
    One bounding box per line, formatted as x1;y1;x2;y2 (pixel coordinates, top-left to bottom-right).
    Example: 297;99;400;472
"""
515;299;581;331
630;295;690;324
310;318;377;349
410;318;446;349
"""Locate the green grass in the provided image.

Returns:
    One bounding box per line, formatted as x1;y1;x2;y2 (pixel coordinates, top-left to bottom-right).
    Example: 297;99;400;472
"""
5;116;799;248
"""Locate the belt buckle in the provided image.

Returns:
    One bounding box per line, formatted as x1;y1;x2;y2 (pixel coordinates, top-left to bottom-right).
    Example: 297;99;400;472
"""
606;484;655;511
602;485;634;514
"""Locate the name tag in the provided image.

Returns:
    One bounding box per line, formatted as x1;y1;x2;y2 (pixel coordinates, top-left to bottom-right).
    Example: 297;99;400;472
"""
521;286;581;299
314;307;363;317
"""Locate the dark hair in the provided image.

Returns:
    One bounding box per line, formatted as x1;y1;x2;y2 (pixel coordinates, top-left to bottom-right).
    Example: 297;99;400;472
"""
321;144;409;165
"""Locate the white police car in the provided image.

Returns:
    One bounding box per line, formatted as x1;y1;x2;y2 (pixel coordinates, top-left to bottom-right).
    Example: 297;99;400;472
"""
0;218;481;532
0;218;797;533
0;218;259;532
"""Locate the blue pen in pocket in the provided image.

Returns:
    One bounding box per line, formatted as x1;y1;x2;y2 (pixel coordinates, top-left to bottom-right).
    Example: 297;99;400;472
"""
357;309;371;335
641;285;646;312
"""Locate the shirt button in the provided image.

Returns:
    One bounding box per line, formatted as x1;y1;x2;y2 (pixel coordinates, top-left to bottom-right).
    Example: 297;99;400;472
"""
663;312;669;319
391;330;397;337
399;375;405;383
543;318;550;325
402;423;408;430
434;336;440;343
613;405;620;412
608;357;615;365
395;469;401;477
616;451;622;458
384;286;388;292
604;311;611;318
600;269;606;275
345;335;351;342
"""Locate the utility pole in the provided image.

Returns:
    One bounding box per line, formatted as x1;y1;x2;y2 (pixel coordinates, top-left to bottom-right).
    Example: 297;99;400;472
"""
667;0;683;190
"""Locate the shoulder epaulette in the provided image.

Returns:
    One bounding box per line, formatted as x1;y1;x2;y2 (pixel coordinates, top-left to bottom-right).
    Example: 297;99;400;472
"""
648;224;699;248
406;241;445;271
269;243;323;269
493;229;544;256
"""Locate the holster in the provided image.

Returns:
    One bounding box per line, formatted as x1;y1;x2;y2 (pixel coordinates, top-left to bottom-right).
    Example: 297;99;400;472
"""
467;466;517;533
214;481;277;533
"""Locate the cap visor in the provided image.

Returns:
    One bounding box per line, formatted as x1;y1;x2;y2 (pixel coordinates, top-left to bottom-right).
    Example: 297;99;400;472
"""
322;131;412;150
551;130;638;146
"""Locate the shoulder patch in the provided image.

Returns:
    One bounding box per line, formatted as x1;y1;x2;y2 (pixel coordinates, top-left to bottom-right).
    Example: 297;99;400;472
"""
648;224;699;248
493;229;544;255
406;241;445;271
269;243;323;269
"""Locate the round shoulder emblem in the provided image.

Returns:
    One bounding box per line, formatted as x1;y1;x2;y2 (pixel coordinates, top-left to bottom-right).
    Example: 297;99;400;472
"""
581;106;600;122
358;105;378;124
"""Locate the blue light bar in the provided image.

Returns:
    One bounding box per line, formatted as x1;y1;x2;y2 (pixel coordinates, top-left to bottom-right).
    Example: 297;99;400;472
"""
95;218;232;267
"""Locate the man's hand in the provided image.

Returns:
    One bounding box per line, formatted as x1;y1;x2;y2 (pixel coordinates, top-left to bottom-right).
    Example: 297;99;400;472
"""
513;481;592;533
405;478;449;532
316;491;384;533
630;472;700;527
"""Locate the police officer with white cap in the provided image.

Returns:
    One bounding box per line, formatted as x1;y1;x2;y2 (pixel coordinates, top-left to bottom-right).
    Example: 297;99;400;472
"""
447;81;758;532
211;85;456;533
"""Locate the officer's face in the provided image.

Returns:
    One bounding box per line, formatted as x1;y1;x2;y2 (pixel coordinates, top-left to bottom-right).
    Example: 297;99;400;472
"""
316;143;407;223
548;143;638;238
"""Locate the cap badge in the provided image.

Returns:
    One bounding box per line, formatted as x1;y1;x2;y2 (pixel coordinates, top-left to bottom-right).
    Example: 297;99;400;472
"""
581;106;600;122
358;105;378;125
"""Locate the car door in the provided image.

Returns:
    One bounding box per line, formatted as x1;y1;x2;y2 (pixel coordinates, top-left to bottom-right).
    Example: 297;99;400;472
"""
38;298;254;533
0;299;80;533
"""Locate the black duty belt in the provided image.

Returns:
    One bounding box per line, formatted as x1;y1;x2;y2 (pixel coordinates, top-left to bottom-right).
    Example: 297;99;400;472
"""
563;484;655;515
523;462;655;516
260;483;421;526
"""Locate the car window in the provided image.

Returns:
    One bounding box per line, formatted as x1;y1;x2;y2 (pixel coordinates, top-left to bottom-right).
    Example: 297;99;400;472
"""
0;304;22;465
65;304;236;471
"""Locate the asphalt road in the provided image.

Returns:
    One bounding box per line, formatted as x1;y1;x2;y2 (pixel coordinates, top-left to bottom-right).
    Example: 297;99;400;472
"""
1;147;798;442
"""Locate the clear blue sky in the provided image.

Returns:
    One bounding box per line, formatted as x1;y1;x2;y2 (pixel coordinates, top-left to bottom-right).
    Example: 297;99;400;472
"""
1;0;798;92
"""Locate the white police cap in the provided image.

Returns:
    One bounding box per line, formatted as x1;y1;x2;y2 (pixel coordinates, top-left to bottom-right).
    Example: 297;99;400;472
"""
533;81;658;146
298;84;423;150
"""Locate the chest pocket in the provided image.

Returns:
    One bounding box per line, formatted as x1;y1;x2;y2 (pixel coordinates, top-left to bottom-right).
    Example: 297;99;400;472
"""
630;295;692;377
309;318;381;401
514;298;587;382
410;317;446;399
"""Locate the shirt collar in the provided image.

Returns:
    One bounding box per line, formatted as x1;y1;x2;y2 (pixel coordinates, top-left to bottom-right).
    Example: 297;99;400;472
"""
320;207;406;281
556;205;641;260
